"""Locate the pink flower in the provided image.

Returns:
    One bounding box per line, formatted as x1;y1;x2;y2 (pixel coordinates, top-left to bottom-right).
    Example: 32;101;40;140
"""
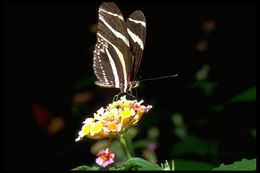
95;148;115;168
134;101;152;113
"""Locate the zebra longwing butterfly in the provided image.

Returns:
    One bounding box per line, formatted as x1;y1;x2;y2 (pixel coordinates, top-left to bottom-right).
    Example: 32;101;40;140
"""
93;2;146;98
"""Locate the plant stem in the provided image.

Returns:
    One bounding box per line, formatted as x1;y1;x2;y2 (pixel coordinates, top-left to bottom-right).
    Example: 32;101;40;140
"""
119;133;131;160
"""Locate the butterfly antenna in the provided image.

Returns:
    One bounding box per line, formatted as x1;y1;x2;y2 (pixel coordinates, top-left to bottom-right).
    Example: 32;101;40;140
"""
138;74;178;82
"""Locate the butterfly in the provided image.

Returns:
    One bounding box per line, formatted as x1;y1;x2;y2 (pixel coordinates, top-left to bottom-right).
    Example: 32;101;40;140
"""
93;2;146;99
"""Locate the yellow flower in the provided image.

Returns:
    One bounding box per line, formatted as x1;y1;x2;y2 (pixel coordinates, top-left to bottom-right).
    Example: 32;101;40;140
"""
75;96;152;141
103;120;122;134
120;107;135;126
120;107;135;118
82;122;92;135
91;121;103;135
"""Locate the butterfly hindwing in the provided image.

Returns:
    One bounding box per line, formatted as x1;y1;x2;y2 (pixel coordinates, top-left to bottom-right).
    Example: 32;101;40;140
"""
126;10;146;80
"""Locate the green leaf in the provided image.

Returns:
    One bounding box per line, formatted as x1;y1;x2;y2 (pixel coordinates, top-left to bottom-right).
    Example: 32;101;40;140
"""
109;166;126;170
147;127;160;140
211;86;256;112
192;81;218;97
172;113;187;139
123;157;163;170
72;165;99;171
174;159;216;170
172;135;209;157
195;64;210;81
211;104;225;112
132;139;151;149
212;158;256;170
251;127;256;139
230;86;256;102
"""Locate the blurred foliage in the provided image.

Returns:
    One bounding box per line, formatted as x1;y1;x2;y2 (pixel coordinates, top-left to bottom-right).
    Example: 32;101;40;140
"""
193;81;219;97
230;86;256;102
195;64;210;81
174;159;216;170
212;158;256;171
251;127;256;139
171;112;218;160
212;86;256;112
172;135;218;158
192;64;219;97
121;157;162;170
172;113;187;139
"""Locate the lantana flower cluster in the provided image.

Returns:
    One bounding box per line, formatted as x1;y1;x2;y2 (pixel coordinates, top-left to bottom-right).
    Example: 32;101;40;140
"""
75;96;152;141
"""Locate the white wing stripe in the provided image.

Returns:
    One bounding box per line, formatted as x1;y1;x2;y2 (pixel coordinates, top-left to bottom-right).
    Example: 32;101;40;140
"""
127;28;144;50
99;14;130;47
105;49;120;88
128;18;146;27
99;8;124;20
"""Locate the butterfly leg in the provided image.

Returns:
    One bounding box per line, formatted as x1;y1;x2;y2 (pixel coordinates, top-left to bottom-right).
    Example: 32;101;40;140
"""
113;93;119;101
113;92;125;101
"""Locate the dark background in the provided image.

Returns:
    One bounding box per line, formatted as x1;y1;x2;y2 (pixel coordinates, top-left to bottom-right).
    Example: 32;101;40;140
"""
4;2;256;170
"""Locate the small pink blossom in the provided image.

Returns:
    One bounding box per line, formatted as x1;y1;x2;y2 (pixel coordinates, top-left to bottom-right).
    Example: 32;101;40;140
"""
95;148;115;168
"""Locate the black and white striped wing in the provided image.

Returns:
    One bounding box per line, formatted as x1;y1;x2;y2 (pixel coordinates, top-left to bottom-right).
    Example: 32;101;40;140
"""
93;2;132;92
126;10;146;80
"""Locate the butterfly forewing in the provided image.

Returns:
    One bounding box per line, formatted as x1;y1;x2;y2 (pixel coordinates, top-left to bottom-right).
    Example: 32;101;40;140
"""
126;10;146;80
93;2;131;92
